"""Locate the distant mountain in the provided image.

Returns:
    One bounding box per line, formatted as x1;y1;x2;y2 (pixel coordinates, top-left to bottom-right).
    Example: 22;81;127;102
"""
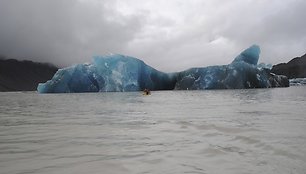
271;53;306;79
0;58;58;91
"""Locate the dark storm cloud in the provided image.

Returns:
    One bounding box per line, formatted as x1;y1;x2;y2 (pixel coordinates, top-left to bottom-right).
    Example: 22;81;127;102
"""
0;0;305;72
0;0;144;67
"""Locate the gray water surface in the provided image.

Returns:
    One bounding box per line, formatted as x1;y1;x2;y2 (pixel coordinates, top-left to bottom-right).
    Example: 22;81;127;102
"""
1;86;306;174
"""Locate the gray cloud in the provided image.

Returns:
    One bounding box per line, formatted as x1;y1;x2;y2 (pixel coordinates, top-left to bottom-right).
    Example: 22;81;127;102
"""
0;0;305;72
0;0;144;66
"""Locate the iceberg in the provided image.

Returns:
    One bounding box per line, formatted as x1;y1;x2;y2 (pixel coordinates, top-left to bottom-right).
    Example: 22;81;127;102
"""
37;55;176;93
37;45;289;93
175;45;289;89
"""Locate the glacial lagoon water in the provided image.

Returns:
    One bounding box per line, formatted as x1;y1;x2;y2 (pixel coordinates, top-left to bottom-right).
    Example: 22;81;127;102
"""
0;86;306;174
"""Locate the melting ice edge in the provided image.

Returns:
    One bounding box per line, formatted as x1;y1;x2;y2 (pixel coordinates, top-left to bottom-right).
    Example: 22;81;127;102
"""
37;45;289;93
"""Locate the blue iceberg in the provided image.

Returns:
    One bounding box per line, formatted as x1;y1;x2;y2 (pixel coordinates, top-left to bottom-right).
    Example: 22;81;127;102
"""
175;45;288;89
37;45;289;93
37;55;176;93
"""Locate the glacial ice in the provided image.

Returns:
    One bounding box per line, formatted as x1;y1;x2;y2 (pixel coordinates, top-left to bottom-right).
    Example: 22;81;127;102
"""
175;45;288;90
37;45;289;93
289;78;306;86
37;55;176;93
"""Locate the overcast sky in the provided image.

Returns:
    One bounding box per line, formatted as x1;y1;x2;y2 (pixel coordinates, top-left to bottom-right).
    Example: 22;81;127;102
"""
0;0;305;72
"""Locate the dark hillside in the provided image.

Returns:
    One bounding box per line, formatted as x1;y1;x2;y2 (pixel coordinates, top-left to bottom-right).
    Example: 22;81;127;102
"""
0;58;58;91
271;54;306;79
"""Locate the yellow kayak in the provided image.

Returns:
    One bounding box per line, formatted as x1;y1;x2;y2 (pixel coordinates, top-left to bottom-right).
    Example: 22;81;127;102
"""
143;89;151;95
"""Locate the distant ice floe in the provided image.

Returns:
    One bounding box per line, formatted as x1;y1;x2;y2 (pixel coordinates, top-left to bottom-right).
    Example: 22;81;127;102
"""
289;78;306;86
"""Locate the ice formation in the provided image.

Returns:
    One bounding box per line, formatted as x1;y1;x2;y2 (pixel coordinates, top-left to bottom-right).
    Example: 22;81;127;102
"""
175;45;288;89
37;55;176;93
37;45;289;93
289;78;306;86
